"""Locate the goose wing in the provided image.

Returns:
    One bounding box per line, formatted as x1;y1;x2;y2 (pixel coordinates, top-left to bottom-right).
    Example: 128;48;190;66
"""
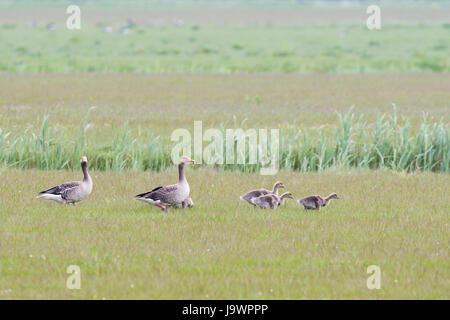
241;188;270;202
136;184;179;204
39;181;81;196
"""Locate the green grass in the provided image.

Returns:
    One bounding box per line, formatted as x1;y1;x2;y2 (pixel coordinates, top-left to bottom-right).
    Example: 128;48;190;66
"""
1;24;449;73
1;106;448;172
0;168;448;299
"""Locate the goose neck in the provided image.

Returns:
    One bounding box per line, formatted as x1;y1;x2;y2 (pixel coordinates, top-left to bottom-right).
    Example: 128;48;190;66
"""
178;163;186;182
272;184;279;195
82;162;90;182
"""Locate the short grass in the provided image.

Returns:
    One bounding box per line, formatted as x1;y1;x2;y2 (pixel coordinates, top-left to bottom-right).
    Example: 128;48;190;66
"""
0;168;448;299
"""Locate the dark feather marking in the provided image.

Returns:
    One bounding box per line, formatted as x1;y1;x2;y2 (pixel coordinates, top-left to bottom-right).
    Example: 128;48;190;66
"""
39;182;80;195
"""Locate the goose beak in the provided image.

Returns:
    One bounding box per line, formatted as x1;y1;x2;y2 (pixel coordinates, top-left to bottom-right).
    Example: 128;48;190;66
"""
81;156;88;162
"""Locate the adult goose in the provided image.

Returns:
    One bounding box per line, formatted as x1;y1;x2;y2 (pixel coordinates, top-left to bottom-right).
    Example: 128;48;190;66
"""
135;156;194;211
240;181;285;205
297;193;340;210
251;192;294;209
37;156;93;205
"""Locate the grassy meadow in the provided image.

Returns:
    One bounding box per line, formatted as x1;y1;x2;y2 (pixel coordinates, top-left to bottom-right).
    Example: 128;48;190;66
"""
0;168;448;299
0;0;449;300
1;24;449;73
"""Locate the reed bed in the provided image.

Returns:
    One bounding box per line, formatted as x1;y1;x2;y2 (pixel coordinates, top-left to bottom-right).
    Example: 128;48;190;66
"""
0;107;448;173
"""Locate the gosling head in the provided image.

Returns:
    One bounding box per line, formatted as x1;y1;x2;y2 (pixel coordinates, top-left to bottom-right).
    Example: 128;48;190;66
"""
179;156;195;165
274;181;286;189
327;193;340;200
279;192;294;205
280;192;294;200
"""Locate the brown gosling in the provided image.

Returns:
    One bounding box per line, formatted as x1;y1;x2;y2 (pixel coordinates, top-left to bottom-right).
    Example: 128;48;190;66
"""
251;192;294;210
297;193;340;210
240;181;285;205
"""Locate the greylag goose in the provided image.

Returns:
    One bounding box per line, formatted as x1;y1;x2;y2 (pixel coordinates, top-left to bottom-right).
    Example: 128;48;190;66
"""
251;192;294;209
297;193;340;210
37;156;93;205
135;156;194;211
240;181;285;205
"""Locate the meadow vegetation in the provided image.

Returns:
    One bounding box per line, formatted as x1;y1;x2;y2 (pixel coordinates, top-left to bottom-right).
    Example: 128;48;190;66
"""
0;1;448;299
1;24;449;73
0;168;448;299
0;105;448;173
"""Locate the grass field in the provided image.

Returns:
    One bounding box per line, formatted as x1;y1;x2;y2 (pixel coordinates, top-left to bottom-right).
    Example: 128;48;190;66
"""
1;24;449;73
0;0;449;300
1;74;448;172
0;168;448;299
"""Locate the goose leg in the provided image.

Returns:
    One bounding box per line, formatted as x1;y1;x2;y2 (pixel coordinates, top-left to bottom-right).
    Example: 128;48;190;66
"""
155;202;167;212
62;200;67;206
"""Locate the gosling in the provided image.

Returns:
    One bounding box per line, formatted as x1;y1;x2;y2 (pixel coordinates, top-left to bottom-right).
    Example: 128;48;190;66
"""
251;192;294;209
240;181;285;206
297;193;340;210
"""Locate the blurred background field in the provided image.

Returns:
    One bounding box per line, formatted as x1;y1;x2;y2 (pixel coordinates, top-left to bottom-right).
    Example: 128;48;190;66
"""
1;24;449;73
1;1;449;74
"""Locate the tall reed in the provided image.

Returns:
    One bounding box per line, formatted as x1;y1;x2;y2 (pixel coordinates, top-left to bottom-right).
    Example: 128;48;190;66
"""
0;107;448;173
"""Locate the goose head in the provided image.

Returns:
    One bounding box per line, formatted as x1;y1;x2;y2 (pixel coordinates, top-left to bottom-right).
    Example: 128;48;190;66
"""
179;156;195;165
327;193;340;200
280;192;294;200
274;181;286;189
81;156;88;164
279;192;294;205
